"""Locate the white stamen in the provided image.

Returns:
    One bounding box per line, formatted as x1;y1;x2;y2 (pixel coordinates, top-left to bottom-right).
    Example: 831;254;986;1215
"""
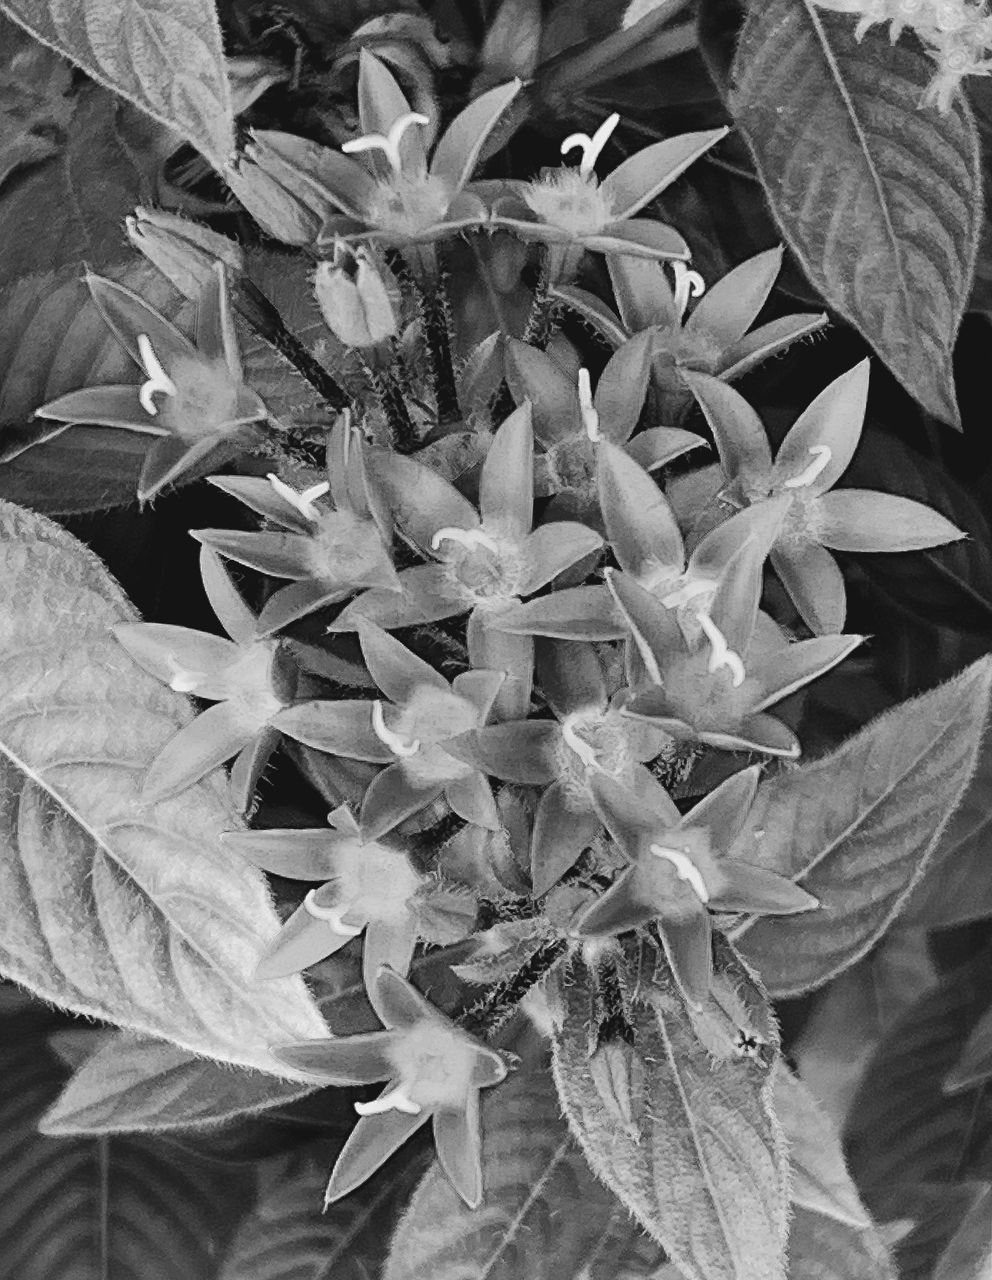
659;576;714;610
561;712;599;770
137;333;177;416
267;473;331;521
577;368;601;442
698;613;746;687
342;112;430;173
303;890;364;935
168;669;203;693
783;445;833;490
371;700;420;757
430;526;500;555
670;262;706;321
354;1085;423;1117
649;844;710;903
560;112;620;177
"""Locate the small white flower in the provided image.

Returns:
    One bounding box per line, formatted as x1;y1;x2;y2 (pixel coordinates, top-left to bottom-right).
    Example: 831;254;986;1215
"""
342;112;431;174
649;844;710;902
137;333;178;416
560;113;621;177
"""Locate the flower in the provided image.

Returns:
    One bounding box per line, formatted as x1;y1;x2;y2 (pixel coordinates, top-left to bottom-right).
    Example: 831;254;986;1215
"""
314;240;400;348
575;766;816;1006
113;549;295;810
328;402;603;720
223;805;424;995
686;362;966;633
193;412;399;636
273;966;508;1207
35;265;266;502
272;619;505;839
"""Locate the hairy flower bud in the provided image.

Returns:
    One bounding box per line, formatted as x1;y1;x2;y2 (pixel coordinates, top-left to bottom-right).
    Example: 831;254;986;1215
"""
314;242;399;348
126;207;244;300
224;155;322;246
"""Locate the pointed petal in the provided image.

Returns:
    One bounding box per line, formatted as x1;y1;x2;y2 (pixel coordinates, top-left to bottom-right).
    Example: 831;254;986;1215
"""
490;586;625;640
330;566;466;631
360;763;445;840
207;475;314;531
252;129;377;220
430;78;521;192
466;612;533;721
708;862;819;915
585;219;689;260
357;618;449;702
195;263;233;366
687;501;784;583
519;523;602;595
256;898;360;978
363;918;419;1003
326;1105;432;1203
86;271;198;369
624;426;706;473
434;1096;483;1208
606;569;684;684
531;781;599;896
657;911;712;1007
272;699;394;760
35;385;167;434
588;769;681;860
719;313;829;382
445;771;500;829
770;361;871;496
272;1032;393;1082
576;867;659;936
686;247;784;349
816;490;966;552
450;670;506;723
749;634;864;712
367;450;478;555
678;764;760;848
444;722;558;784
607;254;675;331
256;579;354;637
229;725;279;812
535;638;606;717
682;370;773;486
223;827;341;879
595;332;654;444
552;284;628;346
142;703;258;802
601;128;727;220
503;339;578;446
138;435;230;503
479;401;534;539
192;528;315;579
357;50;426;176
373;966;442;1029
199;546;257;644
114;622;239;688
598;440;683;579
770;541;847;635
700;713;799;758
705;498;789;658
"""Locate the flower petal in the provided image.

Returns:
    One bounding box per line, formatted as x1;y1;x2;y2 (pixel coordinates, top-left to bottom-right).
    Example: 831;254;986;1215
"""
770;541;847;635
466;611;534;722
273;1031;394;1083
192;528;316;580
479;401;534;539
367;450;478;556
138;435;233;503
207;475;315;532
584;219;689;260
815;490;966;552
552;284;628;345
519;522;603;595
598;440;683;580
576;867;659;936
326;1105;433;1203
686;246;784;349
749;634;864;713
256;898;361;978
489;586;625;640
199;546;257;644
357;618;449;703
272;699;393;761
535;637;607;717
229;726;279;813
330;565;467;631
705;497;789;659
607;254;676;331
430;78;521;192
86;271;198;370
682;370;773;486
195;263;238;369
252;129;377;220
114;622;239;689
699;713;799;758
606;569;684;685
770;361;871;496
708;862;819;916
444;722;558;784
677;764;760;848
35;385;167;434
588;769;681;861
445;771;501;829
142;703;259;802
657;911;712;1008
256;579;355;637
503;339;578;446
450;669;506;723
223;826;341;879
434;1095;484;1208
531;780;600;896
595;332;654;444
373;966;443;1030
600;128;727;220
719;313;828;382
623;426;706;473
360;763;446;841
356;50;427;176
363;917;419;1004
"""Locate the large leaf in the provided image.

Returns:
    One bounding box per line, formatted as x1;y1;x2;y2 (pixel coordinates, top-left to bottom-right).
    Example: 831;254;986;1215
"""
0;501;326;1071
727;657;992;996
384;1036;662;1280
729;0;980;425
0;1005;250;1280
787;1207;899;1280
552;946;789;1280
0;0;234;168
42;1031;318;1135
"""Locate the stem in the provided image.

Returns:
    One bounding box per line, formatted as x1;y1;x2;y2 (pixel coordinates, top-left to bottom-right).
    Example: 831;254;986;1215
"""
419;280;462;426
487;246;563;424
459;939;568;1036
365;361;418;453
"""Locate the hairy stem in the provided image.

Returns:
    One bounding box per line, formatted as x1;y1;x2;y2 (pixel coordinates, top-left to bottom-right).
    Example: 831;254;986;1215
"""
459;939;568;1036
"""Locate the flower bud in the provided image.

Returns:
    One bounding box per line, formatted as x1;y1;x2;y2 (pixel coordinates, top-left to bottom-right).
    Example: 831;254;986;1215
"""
314;242;400;348
126;208;244;301
224;156;322;246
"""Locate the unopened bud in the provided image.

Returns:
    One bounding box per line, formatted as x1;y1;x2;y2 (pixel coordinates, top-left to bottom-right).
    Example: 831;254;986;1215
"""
224;156;322;246
126;208;244;301
314;242;399;348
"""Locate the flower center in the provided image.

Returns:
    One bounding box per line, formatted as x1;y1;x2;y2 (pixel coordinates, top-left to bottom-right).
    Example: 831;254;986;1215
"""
522;169;616;237
661;649;758;733
648;843;710;902
372;700;421;756
385;1021;479;1111
782;445;832;490
367;172;451;237
159;355;241;442
555;709;633;806
697;614;746;687
435;529;523;605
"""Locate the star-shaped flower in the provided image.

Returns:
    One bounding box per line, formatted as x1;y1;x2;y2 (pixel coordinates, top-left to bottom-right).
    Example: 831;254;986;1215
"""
686;362;965;633
224;805;423;996
574;766;817;1006
114;549;294;810
329;402;603;720
36;265;266;502
272;619;505;839
273;966;508;1208
193;413;399;636
242;52;520;256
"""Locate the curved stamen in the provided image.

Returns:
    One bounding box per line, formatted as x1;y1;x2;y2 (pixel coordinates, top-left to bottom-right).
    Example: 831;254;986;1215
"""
267;474;331;521
303;890;364;935
560;712;599;770
649;844;710;903
371;700;421;757
577;368;601;442
783;445;832;490
137;334;178;416
560;112;620;177
168;666;204;693
430;526;500;555
354;1085;423;1117
658;575;714;610
342;112;430;174
698;613;746;688
671;262;706;321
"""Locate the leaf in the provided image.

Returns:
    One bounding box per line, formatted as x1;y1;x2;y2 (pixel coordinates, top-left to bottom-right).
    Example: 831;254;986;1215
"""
384;1038;659;1280
727;657;992;997
552;946;789;1280
0;0;234;168
729;0;980;425
42;1032;318;1135
0;1005;250;1280
933;1185;992;1280
787;1206;899;1280
0;500;327;1072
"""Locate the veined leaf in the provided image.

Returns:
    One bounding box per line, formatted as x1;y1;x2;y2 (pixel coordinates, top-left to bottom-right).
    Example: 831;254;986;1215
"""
788;1206;899;1280
0;501;326;1072
730;0;980;425
42;1032;318;1135
552;947;789;1280
0;0;235;168
727;658;992;997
